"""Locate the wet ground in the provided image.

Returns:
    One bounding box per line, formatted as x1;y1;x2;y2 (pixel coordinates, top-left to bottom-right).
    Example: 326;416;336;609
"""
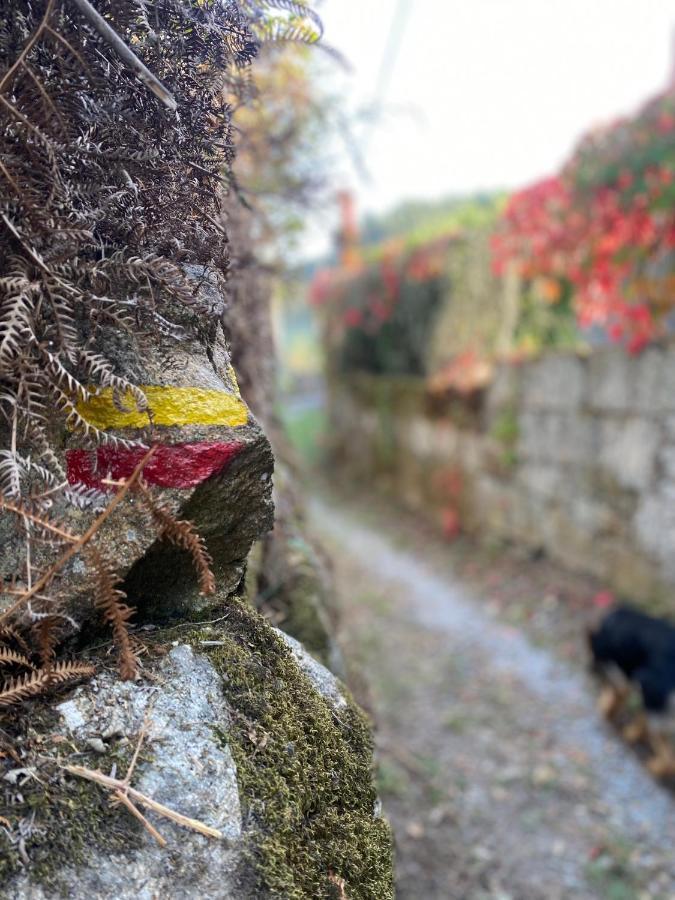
309;492;675;900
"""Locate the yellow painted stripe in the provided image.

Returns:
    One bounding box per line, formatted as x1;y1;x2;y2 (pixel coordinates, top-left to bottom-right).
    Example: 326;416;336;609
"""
226;363;242;401
75;386;248;430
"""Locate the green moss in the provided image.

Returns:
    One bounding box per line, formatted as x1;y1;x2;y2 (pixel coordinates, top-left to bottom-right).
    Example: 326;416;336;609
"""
0;705;139;892
190;598;394;900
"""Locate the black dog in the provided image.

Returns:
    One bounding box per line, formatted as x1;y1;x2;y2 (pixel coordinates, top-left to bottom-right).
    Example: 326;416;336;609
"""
589;604;675;776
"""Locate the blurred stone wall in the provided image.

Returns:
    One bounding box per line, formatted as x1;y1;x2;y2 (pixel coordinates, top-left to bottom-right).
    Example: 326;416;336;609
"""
328;340;675;606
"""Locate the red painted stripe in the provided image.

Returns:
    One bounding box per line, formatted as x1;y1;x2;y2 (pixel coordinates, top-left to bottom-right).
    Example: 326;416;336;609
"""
66;442;244;490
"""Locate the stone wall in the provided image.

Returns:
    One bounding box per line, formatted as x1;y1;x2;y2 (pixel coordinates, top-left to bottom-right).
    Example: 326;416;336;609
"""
328;340;675;605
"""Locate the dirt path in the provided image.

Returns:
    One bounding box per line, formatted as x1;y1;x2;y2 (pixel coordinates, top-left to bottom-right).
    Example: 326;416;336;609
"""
308;495;675;900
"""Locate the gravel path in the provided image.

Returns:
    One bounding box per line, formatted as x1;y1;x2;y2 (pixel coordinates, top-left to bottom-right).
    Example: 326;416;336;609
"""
309;494;675;900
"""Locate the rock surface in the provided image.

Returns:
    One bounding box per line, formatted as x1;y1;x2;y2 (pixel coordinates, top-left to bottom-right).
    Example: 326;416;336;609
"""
0;313;275;631
71;319;275;625
10;645;243;900
3;605;393;899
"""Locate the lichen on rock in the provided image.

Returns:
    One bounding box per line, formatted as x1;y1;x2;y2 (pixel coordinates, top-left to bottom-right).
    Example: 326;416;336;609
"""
5;645;244;899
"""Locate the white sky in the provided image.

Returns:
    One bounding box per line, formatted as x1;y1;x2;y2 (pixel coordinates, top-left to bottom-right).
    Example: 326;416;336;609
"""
310;0;675;251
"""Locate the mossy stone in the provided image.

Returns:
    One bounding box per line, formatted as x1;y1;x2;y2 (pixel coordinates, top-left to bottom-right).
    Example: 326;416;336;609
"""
0;706;139;893
191;599;394;900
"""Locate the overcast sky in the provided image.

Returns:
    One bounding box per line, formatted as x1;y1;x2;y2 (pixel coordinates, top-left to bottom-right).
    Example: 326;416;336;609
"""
310;0;675;250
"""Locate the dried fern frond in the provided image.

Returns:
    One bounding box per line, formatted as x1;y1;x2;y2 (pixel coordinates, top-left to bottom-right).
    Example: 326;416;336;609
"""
0;450;61;501
0;646;35;671
49;384;142;451
33;615;59;676
84;545;138;681
0;284;37;371
137;482;216;596
0;661;95;708
0;451;22;499
27;424;66;483
40;347;92;404
62;484;108;512
0;625;31;656
78;350;148;415
0;496;77;544
244;0;324;41
0;0;285;496
252;17;321;47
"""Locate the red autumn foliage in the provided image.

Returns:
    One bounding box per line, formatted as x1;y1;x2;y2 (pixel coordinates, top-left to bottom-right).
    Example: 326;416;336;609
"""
492;89;675;353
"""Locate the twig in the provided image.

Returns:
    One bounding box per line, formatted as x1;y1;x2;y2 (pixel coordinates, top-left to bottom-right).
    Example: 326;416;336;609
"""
0;214;55;275
44;24;91;74
67;0;177;110
121;712;150;788
0;159;22;200
107;714;166;845
193;205;227;236
169;614;231;630
112;789;167;847
64;764;224;840
0;448;156;624
20;62;68;133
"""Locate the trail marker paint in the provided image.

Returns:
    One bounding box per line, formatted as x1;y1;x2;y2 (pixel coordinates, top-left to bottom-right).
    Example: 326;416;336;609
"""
67;441;244;490
75;387;248;430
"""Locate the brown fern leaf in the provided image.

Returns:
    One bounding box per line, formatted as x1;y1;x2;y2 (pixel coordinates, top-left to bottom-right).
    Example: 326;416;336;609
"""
41;346;91;403
0;646;35;670
49;383;141;451
137;484;216;596
0;451;23;498
0;495;78;544
84;545;138;680
32;616;59;677
0;661;95;708
0;625;31;656
28;423;67;482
